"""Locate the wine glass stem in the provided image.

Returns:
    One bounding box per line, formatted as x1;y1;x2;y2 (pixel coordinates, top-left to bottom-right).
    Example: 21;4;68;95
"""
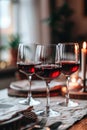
65;76;70;106
27;75;32;105
46;81;50;116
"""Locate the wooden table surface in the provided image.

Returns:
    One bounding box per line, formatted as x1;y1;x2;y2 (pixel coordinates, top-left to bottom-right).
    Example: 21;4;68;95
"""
68;116;87;130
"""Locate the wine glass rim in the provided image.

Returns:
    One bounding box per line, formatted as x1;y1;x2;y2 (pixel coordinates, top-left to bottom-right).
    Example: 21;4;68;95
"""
36;43;58;46
18;42;36;45
58;42;79;45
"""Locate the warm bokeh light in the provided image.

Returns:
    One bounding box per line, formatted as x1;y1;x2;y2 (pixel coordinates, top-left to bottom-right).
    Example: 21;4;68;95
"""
75;44;78;51
61;86;66;94
83;42;87;49
71;77;77;83
75;43;79;55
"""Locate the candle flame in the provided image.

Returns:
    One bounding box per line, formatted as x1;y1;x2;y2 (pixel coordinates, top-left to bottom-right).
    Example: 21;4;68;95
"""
83;42;86;49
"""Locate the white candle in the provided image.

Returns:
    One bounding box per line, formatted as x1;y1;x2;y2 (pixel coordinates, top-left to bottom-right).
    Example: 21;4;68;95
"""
81;42;87;81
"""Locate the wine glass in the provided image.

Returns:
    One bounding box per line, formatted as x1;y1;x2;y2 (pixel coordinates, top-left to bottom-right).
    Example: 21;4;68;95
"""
17;43;40;106
35;44;61;117
59;42;80;107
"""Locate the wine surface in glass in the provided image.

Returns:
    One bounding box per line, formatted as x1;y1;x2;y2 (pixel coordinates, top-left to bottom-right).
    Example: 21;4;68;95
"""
61;61;79;75
17;63;35;75
35;64;61;81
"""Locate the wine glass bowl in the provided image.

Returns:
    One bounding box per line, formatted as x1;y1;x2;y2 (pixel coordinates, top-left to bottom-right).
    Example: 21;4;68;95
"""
59;42;80;107
35;44;61;117
17;43;40;106
35;64;61;82
61;61;79;76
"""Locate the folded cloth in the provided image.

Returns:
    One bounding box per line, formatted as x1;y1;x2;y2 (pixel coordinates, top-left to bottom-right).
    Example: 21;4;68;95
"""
0;104;38;130
0;105;33;123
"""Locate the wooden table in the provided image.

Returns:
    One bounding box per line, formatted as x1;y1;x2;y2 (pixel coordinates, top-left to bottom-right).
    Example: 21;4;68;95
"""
0;89;87;130
69;116;87;130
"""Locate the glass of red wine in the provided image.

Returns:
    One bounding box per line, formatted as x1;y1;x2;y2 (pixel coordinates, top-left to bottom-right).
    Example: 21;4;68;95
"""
17;43;40;105
35;44;61;117
59;42;80;107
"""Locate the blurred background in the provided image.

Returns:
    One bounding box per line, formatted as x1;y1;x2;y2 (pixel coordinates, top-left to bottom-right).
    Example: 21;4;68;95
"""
0;0;87;88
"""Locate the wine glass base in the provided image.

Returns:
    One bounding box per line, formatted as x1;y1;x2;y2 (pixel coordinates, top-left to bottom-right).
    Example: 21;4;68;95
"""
19;97;40;106
36;108;60;117
58;100;79;107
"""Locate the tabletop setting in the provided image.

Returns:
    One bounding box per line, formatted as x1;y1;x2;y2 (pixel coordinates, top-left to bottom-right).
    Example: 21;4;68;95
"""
0;42;87;130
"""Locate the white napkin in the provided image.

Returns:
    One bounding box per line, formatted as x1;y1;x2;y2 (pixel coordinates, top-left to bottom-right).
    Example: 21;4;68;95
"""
0;104;31;122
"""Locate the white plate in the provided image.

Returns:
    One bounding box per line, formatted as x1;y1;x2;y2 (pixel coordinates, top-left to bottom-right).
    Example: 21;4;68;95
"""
10;80;63;92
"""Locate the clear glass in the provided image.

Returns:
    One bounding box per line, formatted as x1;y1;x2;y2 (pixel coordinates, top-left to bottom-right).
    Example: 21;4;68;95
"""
35;44;61;117
17;43;40;106
59;42;80;107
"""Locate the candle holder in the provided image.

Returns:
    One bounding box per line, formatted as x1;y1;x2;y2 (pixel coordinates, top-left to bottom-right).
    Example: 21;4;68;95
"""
61;75;83;96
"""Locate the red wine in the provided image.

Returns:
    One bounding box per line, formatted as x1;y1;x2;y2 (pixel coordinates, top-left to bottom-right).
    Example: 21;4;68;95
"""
17;63;35;75
35;64;61;80
61;61;79;76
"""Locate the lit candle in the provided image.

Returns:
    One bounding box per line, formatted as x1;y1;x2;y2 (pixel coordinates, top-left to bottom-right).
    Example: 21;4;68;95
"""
81;42;87;86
